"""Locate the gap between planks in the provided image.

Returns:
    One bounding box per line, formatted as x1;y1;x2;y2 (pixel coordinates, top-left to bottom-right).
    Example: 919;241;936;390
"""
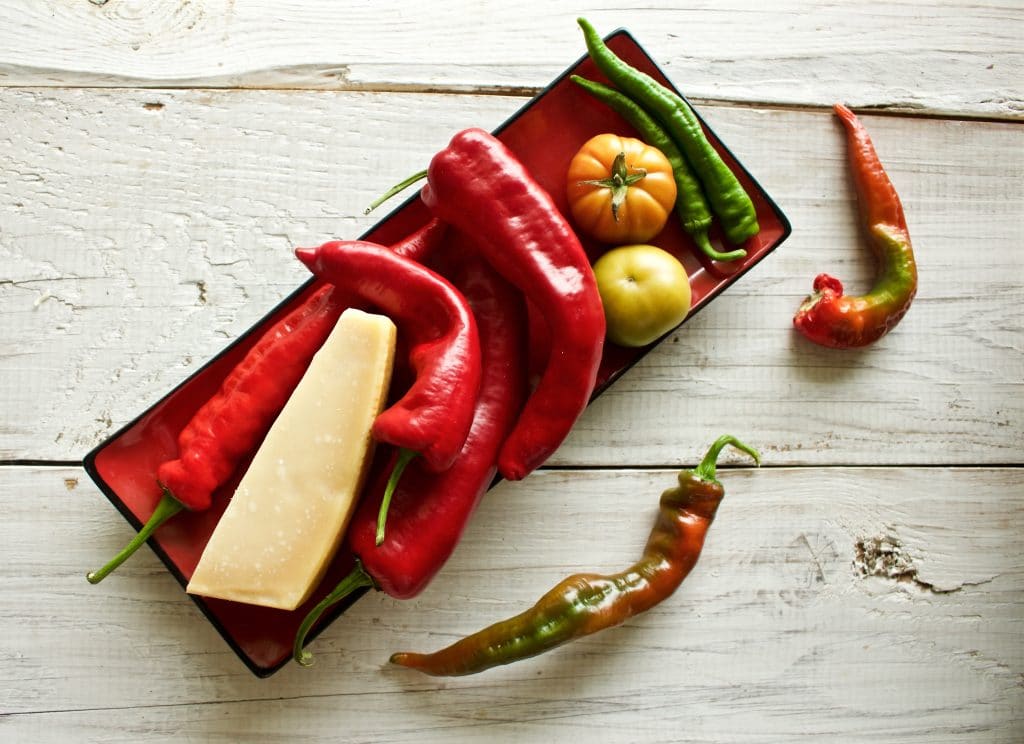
0;83;1018;124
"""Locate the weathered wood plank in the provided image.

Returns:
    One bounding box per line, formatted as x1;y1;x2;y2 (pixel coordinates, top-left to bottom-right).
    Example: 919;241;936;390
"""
2;464;1021;742
0;1;1020;119
2;88;1021;466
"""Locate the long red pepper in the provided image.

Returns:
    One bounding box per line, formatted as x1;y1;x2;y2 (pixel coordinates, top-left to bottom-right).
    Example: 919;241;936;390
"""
295;240;483;538
421;128;605;480
390;435;759;676
86;220;446;584
293;234;529;666
793;105;918;348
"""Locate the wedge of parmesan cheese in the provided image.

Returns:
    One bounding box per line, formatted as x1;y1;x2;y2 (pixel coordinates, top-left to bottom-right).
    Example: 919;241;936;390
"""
187;307;396;611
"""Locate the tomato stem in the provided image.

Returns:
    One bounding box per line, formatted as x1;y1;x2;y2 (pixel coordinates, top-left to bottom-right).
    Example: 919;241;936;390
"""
579;151;646;223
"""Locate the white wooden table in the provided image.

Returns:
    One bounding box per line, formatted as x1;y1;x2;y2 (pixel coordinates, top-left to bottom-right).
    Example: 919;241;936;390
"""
2;2;1022;741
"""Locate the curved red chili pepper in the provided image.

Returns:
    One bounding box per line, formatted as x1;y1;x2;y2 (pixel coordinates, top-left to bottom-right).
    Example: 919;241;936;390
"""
355;238;528;598
793;105;918;348
388;435;760;676
295;240;481;474
292;234;529;666
421;128;605;480
86;219;446;584
161;284;343;513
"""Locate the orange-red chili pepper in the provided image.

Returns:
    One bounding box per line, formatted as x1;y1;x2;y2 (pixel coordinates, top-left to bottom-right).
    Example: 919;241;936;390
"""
793;105;918;348
389;435;759;676
86;220;446;584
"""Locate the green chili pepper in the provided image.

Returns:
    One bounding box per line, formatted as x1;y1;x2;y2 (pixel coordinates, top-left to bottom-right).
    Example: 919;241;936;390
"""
389;435;760;676
571;74;746;263
578;18;760;247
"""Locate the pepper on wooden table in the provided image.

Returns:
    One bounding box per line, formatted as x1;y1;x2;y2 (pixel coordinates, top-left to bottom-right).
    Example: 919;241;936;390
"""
390;435;760;676
793;104;918;348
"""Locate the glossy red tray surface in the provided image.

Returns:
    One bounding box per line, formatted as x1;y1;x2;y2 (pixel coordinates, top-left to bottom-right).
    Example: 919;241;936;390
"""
84;29;790;677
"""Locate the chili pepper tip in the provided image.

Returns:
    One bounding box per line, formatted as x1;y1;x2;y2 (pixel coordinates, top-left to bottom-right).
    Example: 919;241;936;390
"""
294;247;317;271
833;103;855;121
389;652;427;672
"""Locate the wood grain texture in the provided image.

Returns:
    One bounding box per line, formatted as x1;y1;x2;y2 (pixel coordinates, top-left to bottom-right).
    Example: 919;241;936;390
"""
2;465;1021;742
2;4;1022;740
0;1;1020;119
2;88;1021;465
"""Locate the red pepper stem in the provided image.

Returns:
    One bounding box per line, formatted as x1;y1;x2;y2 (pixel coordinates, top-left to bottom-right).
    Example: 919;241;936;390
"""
692;435;761;483
364;169;428;214
376;448;418;545
86;490;185;584
294;562;375;667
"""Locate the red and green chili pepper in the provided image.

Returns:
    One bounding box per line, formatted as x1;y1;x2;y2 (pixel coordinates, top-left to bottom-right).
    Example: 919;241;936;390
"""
86;220;446;583
571;74;746;263
389;435;760;676
793;105;918;348
295;239;482;541
578;18;760;248
294;233;529;666
421;127;606;481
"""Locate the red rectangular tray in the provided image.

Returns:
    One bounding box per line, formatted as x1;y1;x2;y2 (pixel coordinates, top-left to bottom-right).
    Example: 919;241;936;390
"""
83;28;791;677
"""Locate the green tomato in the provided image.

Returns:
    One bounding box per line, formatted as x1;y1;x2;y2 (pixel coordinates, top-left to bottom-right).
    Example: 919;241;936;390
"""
593;244;692;347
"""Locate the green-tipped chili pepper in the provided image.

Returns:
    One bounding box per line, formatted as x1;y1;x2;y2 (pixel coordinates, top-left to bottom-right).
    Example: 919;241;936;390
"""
793;104;918;348
571;74;745;263
389;435;760;676
578;18;760;247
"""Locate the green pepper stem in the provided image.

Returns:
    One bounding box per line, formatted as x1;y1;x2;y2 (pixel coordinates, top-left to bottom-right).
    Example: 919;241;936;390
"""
293;563;375;667
693;435;760;482
693;230;747;263
364;169;428;214
376;448;418;545
86;490;185;584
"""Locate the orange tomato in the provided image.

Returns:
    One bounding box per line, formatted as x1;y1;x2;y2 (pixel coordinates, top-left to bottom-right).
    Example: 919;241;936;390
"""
566;133;677;244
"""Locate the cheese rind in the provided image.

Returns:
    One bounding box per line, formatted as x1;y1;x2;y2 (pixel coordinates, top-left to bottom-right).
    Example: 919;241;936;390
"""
187;308;397;610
